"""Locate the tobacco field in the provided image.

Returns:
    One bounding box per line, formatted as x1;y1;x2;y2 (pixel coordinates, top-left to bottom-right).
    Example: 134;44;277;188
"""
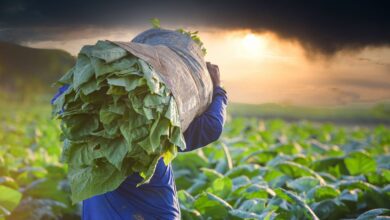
1;105;390;219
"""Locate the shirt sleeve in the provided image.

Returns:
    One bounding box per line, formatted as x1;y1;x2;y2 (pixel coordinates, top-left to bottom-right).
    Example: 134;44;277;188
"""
179;86;228;152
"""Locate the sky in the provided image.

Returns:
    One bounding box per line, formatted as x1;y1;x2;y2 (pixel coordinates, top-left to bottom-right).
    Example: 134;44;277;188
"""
1;0;390;106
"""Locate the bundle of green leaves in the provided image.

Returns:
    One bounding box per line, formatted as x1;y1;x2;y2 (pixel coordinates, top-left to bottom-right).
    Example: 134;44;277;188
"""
51;40;186;203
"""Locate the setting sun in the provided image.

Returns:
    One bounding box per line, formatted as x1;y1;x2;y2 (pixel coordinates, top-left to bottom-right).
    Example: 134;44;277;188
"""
241;33;267;57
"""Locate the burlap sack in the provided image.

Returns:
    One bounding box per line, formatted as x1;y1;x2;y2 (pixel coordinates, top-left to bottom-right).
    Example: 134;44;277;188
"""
110;28;213;131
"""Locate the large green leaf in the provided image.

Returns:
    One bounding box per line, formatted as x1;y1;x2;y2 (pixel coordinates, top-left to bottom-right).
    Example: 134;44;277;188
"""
85;40;128;63
206;177;233;199
98;138;128;169
311;156;349;177
344;151;377;175
307;185;340;202
68;161;126;204
62;114;100;140
194;192;232;219
73;55;94;89
0;185;22;216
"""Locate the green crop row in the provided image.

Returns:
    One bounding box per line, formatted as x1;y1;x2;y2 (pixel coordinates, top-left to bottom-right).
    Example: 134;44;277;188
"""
174;118;390;219
1;106;389;219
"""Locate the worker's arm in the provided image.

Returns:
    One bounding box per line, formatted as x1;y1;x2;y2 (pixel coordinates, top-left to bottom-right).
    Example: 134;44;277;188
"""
179;62;228;152
179;85;227;152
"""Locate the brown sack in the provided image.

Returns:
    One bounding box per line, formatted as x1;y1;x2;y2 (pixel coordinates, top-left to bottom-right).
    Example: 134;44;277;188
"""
109;28;213;131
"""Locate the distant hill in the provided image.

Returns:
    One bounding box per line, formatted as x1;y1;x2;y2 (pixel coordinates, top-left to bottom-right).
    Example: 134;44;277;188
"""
0;42;75;95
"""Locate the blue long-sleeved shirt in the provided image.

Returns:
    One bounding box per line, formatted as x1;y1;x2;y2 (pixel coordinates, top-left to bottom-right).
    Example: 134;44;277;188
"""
51;84;228;220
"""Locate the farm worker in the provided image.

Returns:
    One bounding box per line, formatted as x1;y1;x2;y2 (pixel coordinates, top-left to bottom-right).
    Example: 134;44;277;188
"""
51;61;228;219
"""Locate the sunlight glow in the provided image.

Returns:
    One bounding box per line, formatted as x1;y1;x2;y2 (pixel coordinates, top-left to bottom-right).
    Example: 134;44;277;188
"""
24;28;390;105
241;33;267;57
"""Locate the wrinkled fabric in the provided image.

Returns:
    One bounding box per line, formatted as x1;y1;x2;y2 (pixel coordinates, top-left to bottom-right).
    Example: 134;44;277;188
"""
52;85;227;220
127;28;214;131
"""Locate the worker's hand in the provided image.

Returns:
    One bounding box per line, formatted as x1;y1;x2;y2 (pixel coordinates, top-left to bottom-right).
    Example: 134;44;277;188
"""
206;62;221;88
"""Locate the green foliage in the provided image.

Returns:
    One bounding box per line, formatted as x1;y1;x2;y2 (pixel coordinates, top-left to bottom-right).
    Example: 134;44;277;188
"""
150;18;161;29
174;118;390;219
176;28;207;56
1;100;390;219
344;151;377;175
0;105;77;219
0;185;22;217
51;40;186;204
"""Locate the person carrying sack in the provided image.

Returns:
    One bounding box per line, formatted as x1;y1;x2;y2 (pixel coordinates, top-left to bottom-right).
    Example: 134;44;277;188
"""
51;29;228;220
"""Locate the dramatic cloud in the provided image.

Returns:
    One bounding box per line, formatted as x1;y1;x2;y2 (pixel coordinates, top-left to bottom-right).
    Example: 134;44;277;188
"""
1;0;389;55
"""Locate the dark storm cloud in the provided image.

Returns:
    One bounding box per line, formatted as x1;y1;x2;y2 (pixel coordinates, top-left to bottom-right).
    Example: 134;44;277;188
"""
1;0;389;55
